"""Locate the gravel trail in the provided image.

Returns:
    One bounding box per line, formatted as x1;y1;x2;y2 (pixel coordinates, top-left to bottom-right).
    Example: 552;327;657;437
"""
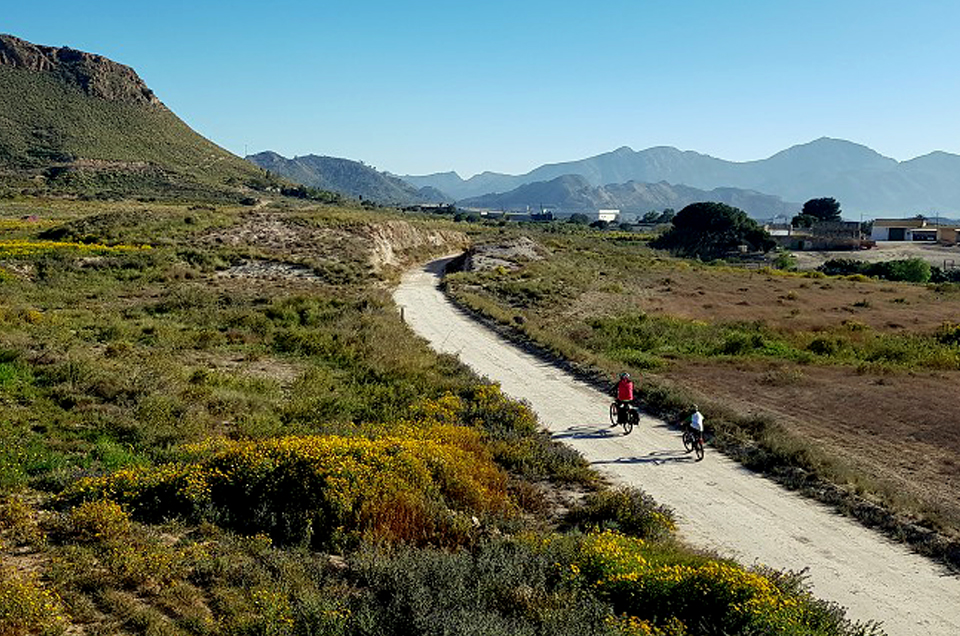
394;257;960;636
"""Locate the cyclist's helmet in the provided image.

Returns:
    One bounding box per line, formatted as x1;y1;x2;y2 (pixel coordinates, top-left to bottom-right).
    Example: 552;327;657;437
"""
620;372;630;379
692;404;699;411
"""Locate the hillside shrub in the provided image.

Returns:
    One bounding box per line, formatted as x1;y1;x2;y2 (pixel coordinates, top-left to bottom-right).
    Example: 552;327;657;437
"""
347;538;614;636
576;530;883;636
819;258;931;283
935;322;960;346
409;387;592;484
63;428;512;549
563;487;675;540
0;566;68;635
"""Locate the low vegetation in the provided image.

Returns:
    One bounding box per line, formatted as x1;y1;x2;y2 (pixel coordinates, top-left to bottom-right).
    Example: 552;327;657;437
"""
0;197;884;635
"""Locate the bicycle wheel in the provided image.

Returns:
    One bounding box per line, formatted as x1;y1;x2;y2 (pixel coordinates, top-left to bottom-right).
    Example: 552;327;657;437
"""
682;430;694;452
694;437;704;461
622;410;635;435
609;403;619;426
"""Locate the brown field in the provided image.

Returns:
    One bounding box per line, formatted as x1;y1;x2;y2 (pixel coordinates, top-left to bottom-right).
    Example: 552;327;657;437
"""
613;264;960;532
569;261;960;335
663;360;960;532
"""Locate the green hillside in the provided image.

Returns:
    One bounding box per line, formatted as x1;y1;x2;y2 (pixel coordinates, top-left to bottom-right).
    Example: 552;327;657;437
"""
0;37;271;200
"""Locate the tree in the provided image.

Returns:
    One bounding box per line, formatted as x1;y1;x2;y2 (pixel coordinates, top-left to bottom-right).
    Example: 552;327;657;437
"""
651;202;774;260
642;211;660;223
793;197;841;226
658;209;676;224
568;213;590;225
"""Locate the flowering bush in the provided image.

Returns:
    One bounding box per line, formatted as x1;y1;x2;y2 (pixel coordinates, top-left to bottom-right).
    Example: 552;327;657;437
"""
0;565;67;635
577;530;876;636
0;239;151;258
66;500;132;544
65;428;512;548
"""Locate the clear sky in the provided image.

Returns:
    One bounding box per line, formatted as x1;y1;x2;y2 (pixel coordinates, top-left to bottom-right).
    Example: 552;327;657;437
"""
5;0;960;178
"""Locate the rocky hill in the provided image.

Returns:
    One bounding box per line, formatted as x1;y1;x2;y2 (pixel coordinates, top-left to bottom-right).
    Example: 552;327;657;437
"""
460;174;798;220
0;34;270;200
404;139;960;216
247;151;449;206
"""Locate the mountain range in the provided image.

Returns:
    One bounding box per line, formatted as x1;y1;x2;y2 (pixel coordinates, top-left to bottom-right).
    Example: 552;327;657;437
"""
0;34;271;200
402;140;960;217
246;152;446;205
459;175;797;220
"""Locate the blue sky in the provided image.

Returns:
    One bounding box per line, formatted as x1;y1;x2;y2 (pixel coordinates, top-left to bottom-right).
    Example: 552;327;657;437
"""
5;1;960;177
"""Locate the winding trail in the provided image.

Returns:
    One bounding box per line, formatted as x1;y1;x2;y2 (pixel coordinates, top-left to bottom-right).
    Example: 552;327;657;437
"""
394;257;960;636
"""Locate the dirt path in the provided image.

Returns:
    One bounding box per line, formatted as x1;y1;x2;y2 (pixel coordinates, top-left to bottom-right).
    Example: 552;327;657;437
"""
394;257;960;636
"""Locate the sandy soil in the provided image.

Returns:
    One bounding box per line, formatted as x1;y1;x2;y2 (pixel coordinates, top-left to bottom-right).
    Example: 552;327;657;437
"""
395;257;960;636
792;241;960;271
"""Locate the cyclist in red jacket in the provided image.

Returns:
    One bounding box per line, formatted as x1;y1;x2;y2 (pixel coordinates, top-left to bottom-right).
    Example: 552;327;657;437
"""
613;372;635;426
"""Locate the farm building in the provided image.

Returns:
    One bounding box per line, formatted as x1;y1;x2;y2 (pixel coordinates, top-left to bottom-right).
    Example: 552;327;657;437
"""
870;218;959;244
767;221;864;250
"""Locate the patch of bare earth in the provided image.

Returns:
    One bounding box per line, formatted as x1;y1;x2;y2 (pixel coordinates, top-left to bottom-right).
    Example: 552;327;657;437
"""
463;236;550;272
792;241;960;270
580;265;960;334
662;359;960;532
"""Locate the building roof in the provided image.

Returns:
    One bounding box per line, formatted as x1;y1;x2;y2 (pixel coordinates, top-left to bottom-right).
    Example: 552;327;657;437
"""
873;218;927;228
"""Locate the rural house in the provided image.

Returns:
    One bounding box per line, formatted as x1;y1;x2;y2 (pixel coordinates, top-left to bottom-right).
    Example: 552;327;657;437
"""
870;218;959;244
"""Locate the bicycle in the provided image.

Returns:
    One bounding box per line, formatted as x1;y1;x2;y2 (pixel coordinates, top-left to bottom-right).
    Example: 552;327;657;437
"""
681;424;705;461
609;401;638;435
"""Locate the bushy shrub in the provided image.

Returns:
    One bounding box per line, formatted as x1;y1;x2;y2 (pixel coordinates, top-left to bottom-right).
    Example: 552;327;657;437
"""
0;566;68;635
411;387;592;483
935;322;960;346
820;258;931;283
347;538;614;636
64;428;513;549
563;487;675;540
66;499;132;544
576;530;882;636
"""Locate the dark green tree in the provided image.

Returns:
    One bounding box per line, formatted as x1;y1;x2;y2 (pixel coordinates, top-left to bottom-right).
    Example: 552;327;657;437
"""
651;202;775;260
568;213;590;225
792;197;841;226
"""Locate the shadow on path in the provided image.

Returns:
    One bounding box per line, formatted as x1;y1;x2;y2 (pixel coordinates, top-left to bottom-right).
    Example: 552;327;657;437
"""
552;425;626;440
592;449;697;466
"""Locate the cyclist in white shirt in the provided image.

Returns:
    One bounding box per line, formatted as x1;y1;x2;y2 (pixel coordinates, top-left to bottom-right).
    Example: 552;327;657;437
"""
687;405;704;443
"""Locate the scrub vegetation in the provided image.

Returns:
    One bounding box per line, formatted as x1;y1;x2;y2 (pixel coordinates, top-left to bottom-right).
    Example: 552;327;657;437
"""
0;198;882;635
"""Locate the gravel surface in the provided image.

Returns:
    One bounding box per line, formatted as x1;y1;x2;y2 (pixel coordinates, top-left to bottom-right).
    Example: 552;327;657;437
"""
394;256;960;636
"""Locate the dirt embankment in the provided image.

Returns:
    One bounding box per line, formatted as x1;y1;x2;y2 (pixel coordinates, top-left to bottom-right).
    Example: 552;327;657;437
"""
204;212;469;280
362;219;469;273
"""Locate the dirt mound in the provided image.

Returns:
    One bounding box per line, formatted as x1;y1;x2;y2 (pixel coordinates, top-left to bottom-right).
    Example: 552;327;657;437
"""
463;236;549;272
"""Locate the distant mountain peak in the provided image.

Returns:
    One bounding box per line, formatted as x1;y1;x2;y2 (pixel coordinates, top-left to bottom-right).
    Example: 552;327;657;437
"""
247;151;449;205
0;33;161;107
403;138;960;215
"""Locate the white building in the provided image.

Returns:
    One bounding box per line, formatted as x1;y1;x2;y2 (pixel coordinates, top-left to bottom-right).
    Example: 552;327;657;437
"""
597;209;620;223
